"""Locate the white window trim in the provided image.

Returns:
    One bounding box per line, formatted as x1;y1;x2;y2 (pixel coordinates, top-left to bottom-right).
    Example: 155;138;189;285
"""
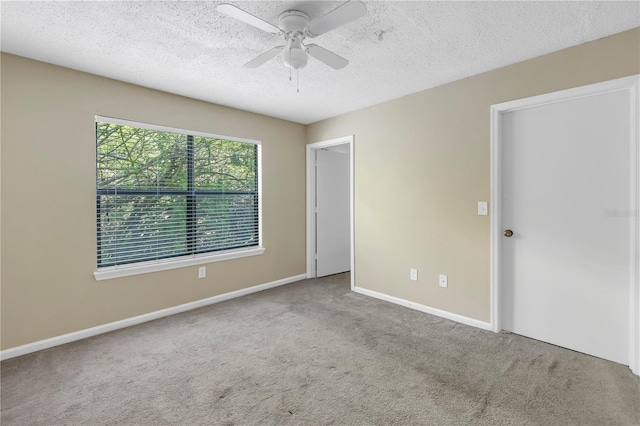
94;247;265;281
94;116;264;281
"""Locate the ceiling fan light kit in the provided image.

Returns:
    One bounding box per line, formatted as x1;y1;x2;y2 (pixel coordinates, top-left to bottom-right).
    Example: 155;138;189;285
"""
217;1;367;76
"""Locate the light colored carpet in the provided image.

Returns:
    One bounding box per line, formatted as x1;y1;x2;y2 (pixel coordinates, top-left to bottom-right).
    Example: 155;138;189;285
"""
1;273;638;425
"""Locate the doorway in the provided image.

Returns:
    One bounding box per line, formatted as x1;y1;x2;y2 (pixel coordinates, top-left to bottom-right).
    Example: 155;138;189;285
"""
490;75;639;374
306;136;354;289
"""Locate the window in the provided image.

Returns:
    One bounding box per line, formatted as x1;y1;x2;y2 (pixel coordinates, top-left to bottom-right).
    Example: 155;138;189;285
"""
95;117;262;277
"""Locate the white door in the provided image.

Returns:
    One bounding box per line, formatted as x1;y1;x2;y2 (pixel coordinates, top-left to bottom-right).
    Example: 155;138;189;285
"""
501;89;631;364
316;148;350;277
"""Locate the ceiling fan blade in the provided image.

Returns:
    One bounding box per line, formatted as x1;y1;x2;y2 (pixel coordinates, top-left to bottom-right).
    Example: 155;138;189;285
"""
306;1;367;37
306;44;349;70
244;46;284;68
217;4;282;35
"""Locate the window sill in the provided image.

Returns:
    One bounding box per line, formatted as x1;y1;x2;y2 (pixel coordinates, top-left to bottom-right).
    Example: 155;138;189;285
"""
94;247;265;281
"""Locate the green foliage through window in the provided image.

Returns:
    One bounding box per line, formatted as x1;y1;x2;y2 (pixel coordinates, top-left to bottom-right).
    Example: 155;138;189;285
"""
96;120;259;267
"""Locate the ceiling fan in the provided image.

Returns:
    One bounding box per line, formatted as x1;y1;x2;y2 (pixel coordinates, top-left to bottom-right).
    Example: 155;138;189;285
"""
217;1;367;71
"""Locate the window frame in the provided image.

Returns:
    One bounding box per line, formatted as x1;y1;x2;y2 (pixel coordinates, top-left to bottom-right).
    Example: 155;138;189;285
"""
93;116;264;281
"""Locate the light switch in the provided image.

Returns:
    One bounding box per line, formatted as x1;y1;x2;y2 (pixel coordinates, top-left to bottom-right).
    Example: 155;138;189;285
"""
478;201;488;216
410;268;418;281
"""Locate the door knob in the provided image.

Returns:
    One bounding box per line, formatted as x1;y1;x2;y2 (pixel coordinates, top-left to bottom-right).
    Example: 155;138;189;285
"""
504;229;513;237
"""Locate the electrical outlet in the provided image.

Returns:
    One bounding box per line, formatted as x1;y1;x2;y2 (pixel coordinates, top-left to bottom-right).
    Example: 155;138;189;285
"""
439;274;448;288
410;268;418;281
198;266;206;279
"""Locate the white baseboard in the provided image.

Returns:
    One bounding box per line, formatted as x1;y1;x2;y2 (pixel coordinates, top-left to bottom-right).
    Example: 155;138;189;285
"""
1;273;307;361
353;286;492;331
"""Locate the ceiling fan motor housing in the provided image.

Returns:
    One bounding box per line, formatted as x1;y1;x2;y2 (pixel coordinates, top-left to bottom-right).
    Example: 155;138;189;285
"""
278;10;310;33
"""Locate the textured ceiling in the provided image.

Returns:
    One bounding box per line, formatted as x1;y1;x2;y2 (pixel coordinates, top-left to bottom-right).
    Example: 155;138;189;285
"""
2;1;639;124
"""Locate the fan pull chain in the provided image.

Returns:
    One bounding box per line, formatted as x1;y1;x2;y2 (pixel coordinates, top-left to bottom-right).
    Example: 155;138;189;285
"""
297;69;300;93
289;49;292;81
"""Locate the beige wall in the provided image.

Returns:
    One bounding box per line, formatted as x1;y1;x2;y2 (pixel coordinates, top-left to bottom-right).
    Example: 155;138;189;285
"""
306;28;640;323
1;53;306;350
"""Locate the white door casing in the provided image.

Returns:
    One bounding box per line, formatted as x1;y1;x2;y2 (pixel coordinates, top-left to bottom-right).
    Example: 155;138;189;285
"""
306;136;355;288
491;75;640;374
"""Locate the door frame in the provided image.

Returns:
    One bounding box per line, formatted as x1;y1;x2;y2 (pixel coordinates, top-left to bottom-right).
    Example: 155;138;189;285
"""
306;135;355;290
490;75;640;375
